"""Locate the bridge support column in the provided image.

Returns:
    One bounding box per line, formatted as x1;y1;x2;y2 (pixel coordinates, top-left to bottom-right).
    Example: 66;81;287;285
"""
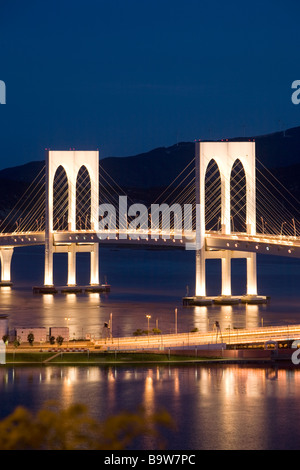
221;251;231;296
44;241;54;286
0;248;14;285
195;248;206;297
246;253;257;296
90;244;99;285
67;245;76;286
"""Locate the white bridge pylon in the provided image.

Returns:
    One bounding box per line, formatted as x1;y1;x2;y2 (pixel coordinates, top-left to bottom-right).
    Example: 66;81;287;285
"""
44;150;99;287
195;141;257;298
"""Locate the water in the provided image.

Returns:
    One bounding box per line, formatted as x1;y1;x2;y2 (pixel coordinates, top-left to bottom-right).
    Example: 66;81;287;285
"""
3;245;300;337
1;364;300;450
2;245;300;450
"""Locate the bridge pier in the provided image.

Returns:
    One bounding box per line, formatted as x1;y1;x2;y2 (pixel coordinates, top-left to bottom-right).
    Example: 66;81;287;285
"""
39;238;102;294
191;249;264;305
0;248;13;286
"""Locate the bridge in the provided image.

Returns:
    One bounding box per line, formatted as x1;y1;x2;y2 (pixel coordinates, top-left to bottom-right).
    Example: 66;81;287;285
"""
0;142;299;303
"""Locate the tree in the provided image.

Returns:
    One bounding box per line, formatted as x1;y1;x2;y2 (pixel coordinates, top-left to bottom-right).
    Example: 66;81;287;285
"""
27;333;34;346
133;329;144;336
13;338;20;348
56;336;64;346
49;336;55;345
152;328;162;335
0;402;174;450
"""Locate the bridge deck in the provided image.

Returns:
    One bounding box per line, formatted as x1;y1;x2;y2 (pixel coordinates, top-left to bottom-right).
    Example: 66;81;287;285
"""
0;230;300;258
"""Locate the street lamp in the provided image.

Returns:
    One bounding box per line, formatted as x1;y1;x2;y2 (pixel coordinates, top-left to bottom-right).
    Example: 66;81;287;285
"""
109;312;113;341
146;315;151;340
175;308;178;335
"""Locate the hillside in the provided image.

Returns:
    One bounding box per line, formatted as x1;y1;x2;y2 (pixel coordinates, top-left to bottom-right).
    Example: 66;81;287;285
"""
1;126;300;218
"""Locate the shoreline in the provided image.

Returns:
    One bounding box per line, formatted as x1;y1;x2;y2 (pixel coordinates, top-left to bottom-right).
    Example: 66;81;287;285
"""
1;349;297;367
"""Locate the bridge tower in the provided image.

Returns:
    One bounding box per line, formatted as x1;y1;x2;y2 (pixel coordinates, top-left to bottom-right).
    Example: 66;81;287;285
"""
44;150;99;290
194;141;259;303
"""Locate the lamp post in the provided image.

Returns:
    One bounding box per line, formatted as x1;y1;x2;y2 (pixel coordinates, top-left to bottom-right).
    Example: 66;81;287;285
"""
281;221;286;237
146;315;151;341
175;308;178;335
109;312;113;341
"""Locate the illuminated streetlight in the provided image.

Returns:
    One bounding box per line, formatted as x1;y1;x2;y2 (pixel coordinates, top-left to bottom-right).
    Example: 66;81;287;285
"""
146;315;151;340
109;312;113;341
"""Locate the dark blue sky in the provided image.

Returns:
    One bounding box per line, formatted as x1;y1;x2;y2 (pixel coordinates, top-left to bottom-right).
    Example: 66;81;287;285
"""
0;0;300;169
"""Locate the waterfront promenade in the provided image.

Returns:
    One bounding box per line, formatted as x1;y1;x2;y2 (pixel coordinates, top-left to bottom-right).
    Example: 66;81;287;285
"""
6;323;300;354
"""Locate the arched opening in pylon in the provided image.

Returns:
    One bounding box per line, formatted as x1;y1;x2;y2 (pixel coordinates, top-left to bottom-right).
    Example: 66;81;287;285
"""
205;159;222;232
230;159;246;233
53;165;69;231
76;166;91;230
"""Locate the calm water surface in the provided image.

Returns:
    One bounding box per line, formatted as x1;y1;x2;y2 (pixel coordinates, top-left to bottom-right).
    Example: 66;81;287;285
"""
1;364;300;450
1;246;300;450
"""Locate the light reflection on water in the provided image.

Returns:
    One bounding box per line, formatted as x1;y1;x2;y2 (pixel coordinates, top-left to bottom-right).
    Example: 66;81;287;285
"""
1;364;300;450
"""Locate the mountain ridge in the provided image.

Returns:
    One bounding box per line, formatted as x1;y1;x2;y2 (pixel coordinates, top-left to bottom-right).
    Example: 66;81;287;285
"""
1;126;300;217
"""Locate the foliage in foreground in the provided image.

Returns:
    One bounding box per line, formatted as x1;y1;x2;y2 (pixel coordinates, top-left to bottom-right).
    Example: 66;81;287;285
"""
0;402;174;450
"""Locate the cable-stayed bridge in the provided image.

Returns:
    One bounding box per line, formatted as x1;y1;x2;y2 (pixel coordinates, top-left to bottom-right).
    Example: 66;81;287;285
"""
0;142;300;303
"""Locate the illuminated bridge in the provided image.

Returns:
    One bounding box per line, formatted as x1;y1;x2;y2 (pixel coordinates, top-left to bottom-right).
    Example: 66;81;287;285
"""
0;142;300;303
